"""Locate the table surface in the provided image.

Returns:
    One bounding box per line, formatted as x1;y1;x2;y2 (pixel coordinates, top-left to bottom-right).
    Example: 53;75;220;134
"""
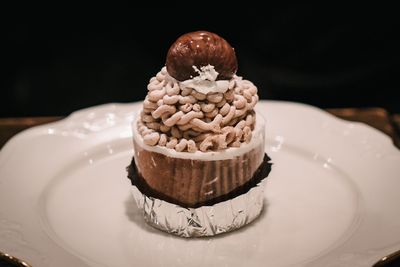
1;107;400;149
0;107;400;267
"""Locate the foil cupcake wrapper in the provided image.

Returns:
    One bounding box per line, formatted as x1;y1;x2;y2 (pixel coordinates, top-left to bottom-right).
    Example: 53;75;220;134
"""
131;178;266;238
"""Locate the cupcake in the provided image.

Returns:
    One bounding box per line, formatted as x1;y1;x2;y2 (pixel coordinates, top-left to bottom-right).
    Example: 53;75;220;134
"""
127;31;272;237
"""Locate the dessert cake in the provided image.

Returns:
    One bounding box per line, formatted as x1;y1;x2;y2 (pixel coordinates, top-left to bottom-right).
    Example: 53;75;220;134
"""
127;31;272;237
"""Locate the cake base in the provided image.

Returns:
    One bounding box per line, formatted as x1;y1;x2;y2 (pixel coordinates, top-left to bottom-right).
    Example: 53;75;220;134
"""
131;112;266;207
127;154;272;237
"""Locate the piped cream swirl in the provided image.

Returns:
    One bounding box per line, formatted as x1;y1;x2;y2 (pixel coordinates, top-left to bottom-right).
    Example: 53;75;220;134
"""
138;67;259;152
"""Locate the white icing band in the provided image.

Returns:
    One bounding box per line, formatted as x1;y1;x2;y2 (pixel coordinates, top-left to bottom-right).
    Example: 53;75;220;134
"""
179;65;230;95
133;111;265;161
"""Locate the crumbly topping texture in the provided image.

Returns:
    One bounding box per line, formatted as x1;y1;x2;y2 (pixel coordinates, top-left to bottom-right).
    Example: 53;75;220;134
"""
137;67;258;152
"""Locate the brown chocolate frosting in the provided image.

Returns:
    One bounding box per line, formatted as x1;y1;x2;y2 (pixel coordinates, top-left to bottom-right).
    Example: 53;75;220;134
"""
127;153;272;208
166;31;238;81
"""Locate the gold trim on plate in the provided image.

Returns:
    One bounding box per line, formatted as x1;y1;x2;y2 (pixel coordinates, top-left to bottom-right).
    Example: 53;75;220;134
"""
0;250;32;267
373;248;400;267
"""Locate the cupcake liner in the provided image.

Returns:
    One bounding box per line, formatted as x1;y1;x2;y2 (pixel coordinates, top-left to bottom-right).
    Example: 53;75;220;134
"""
131;177;267;237
127;154;272;237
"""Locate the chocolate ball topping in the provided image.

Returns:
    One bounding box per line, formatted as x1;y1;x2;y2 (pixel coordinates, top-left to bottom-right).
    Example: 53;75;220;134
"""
166;31;238;81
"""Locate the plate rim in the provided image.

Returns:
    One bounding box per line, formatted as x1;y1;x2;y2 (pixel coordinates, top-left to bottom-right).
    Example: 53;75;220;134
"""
1;100;399;267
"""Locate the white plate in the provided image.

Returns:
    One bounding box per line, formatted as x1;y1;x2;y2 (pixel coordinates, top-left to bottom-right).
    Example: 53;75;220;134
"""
0;101;399;267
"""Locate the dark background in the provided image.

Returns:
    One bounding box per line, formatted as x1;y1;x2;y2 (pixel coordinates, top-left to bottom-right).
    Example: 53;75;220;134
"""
2;7;399;117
